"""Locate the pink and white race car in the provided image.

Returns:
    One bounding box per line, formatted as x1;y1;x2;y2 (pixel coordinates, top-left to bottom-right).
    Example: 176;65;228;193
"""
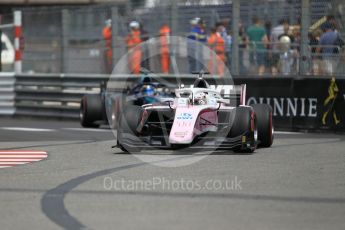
116;74;274;153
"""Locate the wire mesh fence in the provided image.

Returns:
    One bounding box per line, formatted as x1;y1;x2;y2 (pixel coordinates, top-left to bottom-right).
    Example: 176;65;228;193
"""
8;0;345;77
0;12;15;72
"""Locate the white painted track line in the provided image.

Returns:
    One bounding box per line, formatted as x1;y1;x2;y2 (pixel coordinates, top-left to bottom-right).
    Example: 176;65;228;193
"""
275;131;304;135
0;127;111;132
0;127;55;132
62;128;111;132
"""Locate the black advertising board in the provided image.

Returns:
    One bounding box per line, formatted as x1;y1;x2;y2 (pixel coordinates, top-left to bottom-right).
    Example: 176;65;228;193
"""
234;77;345;131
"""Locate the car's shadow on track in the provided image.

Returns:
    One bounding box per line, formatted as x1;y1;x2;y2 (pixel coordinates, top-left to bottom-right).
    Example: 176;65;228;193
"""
113;149;254;156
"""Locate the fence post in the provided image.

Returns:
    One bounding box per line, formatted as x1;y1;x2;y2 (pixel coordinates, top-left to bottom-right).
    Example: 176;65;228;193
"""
299;0;310;76
0;14;2;72
126;1;132;17
171;1;178;35
14;11;22;74
111;7;119;72
61;9;70;73
231;0;240;76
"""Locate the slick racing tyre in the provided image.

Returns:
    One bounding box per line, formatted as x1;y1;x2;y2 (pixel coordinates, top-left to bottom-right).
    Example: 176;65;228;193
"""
117;105;143;153
110;99;120;129
116;139;129;153
229;106;257;153
251;104;274;147
120;105;143;134
80;95;102;128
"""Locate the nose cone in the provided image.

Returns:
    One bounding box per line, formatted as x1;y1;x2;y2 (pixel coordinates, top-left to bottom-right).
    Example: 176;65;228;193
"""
169;108;197;144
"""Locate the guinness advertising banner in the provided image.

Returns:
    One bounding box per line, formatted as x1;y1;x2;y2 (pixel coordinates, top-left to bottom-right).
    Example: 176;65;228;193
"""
235;77;345;131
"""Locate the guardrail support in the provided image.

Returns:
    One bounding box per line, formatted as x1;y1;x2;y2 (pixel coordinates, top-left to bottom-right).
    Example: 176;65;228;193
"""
61;9;70;74
111;7;119;72
299;0;310;76
231;0;240;76
14;11;22;74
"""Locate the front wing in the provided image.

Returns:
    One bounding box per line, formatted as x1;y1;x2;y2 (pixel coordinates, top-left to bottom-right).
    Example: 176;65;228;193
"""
117;129;254;151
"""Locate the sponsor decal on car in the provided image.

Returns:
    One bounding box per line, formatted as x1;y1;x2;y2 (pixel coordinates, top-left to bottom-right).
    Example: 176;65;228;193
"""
177;98;188;106
173;131;189;138
176;121;193;127
176;112;193;120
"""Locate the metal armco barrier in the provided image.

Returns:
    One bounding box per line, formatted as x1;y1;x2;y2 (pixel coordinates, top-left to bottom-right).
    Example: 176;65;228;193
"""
15;73;109;118
0;73;344;131
0;73;15;115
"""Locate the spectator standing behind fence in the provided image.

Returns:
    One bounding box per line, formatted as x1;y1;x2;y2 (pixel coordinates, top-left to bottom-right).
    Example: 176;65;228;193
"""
187;18;206;73
216;21;232;68
270;19;288;75
197;19;207;71
125;21;142;74
187;18;198;73
278;24;295;75
264;20;273;74
140;23;150;70
317;22;338;75
326;15;339;33
102;19;112;74
247;16;268;75
159;23;171;73
208;27;225;76
309;29;322;75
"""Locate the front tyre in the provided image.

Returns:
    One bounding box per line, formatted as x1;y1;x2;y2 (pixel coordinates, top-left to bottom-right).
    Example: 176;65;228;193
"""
117;105;143;153
229;106;257;153
251;104;274;147
110;99;120;129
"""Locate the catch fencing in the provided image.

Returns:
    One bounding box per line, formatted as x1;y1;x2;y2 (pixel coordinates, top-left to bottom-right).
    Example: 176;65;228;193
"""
10;0;345;77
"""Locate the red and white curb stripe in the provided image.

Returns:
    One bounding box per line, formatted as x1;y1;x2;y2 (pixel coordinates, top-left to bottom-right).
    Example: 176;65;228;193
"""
0;150;47;169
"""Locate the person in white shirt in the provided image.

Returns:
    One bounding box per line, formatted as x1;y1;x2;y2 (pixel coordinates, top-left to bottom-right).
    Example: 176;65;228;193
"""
270;19;289;75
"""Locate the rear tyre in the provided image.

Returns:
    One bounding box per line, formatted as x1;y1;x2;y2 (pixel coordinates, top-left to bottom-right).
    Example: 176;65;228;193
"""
80;95;102;128
229;106;257;153
251;104;274;147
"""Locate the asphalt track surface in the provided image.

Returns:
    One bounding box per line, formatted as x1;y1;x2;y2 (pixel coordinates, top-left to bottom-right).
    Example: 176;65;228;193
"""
0;117;344;230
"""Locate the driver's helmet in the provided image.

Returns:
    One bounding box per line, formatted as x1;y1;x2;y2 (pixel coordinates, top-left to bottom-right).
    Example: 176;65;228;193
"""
193;92;208;105
141;85;155;96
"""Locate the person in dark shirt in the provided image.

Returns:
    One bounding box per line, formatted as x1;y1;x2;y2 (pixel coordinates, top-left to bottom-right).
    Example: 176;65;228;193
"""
317;22;338;75
187;18;207;73
238;24;248;74
308;29;322;75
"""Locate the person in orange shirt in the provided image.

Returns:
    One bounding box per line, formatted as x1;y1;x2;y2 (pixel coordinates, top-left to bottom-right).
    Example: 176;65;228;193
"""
208;26;226;76
159;23;171;73
125;21;142;74
102;19;112;73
